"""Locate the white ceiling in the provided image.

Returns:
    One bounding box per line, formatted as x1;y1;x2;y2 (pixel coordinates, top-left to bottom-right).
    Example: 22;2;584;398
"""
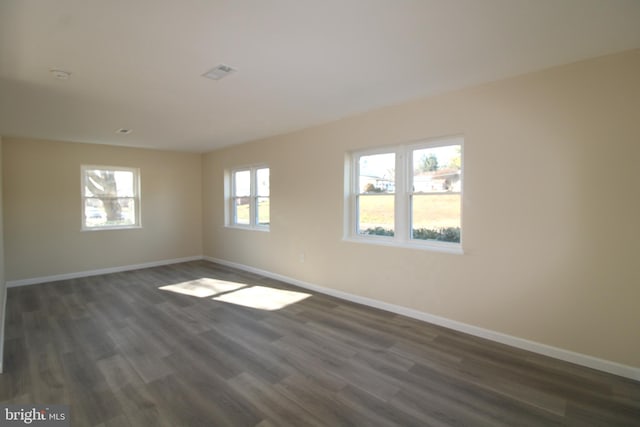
1;0;640;152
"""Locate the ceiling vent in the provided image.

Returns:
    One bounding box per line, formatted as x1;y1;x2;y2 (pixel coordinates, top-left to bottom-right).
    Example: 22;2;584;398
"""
202;64;237;81
49;68;71;80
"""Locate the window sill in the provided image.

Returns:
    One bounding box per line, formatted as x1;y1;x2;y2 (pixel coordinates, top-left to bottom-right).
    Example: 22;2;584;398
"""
81;225;142;232
225;225;270;232
343;235;463;255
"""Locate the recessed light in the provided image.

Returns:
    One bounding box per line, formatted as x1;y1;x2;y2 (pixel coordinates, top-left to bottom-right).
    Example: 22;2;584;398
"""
116;128;133;135
49;68;71;80
202;64;237;80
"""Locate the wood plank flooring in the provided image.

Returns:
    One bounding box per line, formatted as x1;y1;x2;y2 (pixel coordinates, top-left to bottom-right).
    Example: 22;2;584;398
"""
1;261;639;426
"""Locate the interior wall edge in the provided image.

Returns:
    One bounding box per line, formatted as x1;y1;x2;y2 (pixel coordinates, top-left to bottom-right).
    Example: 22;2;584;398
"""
203;256;640;382
5;256;203;288
0;135;5;374
0;287;5;374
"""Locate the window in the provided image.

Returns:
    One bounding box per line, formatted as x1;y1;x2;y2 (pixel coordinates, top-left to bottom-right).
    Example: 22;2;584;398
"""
357;152;396;235
348;136;463;253
230;166;270;229
81;165;140;230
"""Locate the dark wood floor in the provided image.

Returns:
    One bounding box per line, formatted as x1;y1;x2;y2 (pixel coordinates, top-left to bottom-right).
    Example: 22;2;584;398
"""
1;261;639;426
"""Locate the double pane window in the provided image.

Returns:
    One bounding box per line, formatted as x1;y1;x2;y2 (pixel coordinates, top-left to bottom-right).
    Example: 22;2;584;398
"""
82;166;140;230
231;166;270;229
351;137;463;252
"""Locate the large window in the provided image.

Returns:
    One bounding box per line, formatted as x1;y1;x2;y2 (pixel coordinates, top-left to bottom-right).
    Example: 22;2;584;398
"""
230;166;270;229
348;136;462;253
82;165;140;230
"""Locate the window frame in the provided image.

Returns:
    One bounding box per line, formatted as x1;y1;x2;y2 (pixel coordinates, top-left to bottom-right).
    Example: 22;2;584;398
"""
81;165;141;231
346;136;463;254
228;165;270;231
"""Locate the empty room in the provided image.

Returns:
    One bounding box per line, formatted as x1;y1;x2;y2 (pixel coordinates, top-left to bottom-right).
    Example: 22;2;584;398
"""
1;1;640;426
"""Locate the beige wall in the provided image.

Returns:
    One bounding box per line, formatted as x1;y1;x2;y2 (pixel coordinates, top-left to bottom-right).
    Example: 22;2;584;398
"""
3;138;203;280
203;49;640;368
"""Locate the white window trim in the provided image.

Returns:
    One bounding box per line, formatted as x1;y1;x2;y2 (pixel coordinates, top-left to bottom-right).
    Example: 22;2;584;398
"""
344;136;464;254
227;165;270;231
81;165;141;231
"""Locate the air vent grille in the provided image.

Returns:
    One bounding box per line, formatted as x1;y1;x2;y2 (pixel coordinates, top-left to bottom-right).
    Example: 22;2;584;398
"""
202;64;237;80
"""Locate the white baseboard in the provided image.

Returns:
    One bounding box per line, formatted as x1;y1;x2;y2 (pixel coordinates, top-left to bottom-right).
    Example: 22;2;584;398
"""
204;256;640;382
6;256;203;288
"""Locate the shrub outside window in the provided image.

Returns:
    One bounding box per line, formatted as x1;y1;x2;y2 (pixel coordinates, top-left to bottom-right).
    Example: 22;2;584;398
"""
349;136;463;253
231;166;270;229
82;165;140;230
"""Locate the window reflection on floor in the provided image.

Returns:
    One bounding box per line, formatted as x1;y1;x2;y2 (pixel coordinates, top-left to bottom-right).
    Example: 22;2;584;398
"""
213;286;311;311
159;278;311;310
159;277;246;298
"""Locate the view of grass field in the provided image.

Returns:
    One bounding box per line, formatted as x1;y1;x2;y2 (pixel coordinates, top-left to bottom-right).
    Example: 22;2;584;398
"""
235;199;270;225
358;193;460;231
355;142;462;241
236;195;459;235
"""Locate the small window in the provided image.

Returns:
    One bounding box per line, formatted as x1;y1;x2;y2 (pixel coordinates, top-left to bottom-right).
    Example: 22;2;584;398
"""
348;136;463;253
82;165;140;230
230;166;270;229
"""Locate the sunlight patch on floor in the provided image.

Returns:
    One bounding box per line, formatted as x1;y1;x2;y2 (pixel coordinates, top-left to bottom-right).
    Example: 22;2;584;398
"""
212;286;311;311
159;278;247;298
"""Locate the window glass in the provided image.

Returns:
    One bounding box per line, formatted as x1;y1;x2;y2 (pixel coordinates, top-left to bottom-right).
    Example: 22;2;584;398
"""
411;194;461;242
234;170;251;197
256;168;270;226
411;145;462;242
233;170;251;225
357;153;395;236
257;168;270;196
